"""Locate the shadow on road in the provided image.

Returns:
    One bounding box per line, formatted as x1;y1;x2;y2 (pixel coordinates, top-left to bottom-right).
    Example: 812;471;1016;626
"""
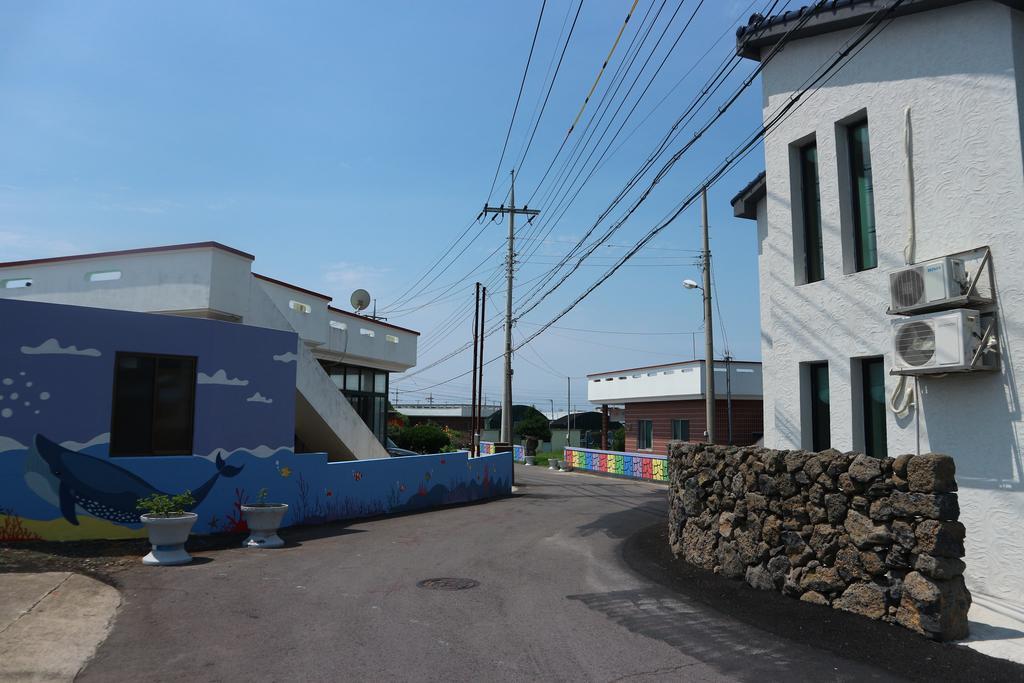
620;523;1024;683
567;587;892;682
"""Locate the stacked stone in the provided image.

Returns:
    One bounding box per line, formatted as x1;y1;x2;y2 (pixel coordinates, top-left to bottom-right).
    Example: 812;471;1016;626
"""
667;444;971;641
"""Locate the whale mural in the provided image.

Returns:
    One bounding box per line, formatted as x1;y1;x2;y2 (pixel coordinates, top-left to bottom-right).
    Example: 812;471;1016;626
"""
0;297;514;541
27;434;244;526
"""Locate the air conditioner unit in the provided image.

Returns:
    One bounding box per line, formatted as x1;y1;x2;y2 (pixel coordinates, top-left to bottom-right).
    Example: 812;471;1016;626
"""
888;256;967;314
891;308;995;374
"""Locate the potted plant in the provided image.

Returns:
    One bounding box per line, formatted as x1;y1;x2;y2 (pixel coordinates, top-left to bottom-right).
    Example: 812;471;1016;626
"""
240;488;288;548
136;491;198;566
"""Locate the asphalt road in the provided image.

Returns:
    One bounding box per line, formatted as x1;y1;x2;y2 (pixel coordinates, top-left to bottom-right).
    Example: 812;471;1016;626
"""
80;467;905;682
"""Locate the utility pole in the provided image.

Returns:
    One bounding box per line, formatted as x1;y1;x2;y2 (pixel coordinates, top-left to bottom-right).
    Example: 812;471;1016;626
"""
476;285;486;456
701;187;716;444
566;378;571;449
471;282;481;457
482;169;540;444
725;352;734;445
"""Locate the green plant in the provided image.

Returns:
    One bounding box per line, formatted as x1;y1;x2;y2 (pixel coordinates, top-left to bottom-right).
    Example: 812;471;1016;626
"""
256;488;269;505
392;422;451;454
136;491;196;517
515;412;551;442
612;427;625;452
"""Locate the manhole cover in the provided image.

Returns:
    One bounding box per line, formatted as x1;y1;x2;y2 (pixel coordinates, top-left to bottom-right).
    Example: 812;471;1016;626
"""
416;577;480;591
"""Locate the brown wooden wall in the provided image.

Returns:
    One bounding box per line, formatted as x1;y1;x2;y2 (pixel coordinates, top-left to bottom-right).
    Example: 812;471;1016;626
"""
622;398;763;454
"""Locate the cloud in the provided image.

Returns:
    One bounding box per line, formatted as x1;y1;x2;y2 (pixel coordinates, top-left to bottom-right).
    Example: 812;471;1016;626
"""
198;444;293;461
246;392;273;404
197;369;249;386
0;230;77;261
60;433;109;451
21;338;101;357
322;261;391;289
0;435;25;453
273;352;297;363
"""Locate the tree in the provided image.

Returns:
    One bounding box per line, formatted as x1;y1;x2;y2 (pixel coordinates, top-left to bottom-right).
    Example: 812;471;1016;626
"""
515;412;551;442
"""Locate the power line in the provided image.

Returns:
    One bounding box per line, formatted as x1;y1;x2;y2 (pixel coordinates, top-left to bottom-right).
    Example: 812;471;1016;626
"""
511;0;907;357
514;0;586;176
511;2;825;322
565;0;641;139
484;0;549;204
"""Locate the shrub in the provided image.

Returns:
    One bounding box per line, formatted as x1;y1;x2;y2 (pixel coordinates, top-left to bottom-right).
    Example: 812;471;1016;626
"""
136;491;196;517
612;427;625;451
515;412;551;442
393;423;451;454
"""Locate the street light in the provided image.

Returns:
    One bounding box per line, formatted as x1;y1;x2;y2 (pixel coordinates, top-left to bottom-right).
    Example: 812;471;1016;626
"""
682;273;715;443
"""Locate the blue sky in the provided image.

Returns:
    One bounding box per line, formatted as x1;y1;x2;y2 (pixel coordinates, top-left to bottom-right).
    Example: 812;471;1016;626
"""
0;1;768;410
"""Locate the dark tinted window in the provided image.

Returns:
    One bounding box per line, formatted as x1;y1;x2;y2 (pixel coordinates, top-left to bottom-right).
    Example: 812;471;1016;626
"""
809;362;830;452
111;353;196;455
861;357;887;457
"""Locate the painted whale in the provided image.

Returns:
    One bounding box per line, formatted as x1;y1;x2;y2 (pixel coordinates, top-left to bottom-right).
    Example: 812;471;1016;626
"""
28;434;243;526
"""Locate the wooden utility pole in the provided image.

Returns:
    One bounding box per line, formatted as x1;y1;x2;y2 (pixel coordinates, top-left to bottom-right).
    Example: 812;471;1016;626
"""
701;187;716;444
471;282;481;457
482;169;539;444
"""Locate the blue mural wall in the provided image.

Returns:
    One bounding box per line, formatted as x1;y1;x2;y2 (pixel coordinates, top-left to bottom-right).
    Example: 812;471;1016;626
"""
0;299;513;541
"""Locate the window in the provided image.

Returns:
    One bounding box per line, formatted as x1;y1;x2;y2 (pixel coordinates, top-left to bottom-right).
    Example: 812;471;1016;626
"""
799;142;824;282
360;328;375;337
806;362;830;451
637;420;653;450
87;270;121;282
671;419;690;442
861;357;888;457
847;120;877;271
329;320;347;330
320;361;390;445
289;300;311;314
110;353;196;455
385;334;399;344
3;278;31;289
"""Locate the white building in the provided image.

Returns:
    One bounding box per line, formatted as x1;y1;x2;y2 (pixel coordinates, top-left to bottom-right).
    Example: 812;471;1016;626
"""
587;360;764;453
732;0;1024;614
0;241;419;460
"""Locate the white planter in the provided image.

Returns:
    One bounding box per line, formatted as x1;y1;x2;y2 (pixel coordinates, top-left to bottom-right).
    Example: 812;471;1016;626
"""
524;456;536;466
140;513;198;566
548;459;558;470
560;460;573;472
241;504;288;549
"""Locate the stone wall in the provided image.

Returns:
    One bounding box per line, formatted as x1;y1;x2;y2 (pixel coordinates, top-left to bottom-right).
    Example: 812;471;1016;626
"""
668;444;971;640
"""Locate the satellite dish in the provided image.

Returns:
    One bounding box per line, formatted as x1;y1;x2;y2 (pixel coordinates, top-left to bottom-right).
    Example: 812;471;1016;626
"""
350;289;371;312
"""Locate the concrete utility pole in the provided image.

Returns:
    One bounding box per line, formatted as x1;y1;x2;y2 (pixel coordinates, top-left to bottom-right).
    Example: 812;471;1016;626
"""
701;187;716;444
482;169;540;443
566;378;571;449
725;352;733;445
471;282;481;456
475;285;486;456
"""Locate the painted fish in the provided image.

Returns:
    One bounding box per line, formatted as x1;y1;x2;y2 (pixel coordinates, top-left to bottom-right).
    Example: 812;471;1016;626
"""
26;434;244;526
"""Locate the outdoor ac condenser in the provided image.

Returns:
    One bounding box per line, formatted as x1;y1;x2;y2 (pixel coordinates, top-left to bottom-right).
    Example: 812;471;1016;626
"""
890;308;994;374
888;256;967;314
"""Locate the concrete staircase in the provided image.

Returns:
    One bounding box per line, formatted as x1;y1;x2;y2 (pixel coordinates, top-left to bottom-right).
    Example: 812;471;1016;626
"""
246;280;389;461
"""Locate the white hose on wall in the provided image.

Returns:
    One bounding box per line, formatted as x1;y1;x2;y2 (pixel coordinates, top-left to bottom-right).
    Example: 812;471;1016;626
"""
892;107;918;424
902;106;916;266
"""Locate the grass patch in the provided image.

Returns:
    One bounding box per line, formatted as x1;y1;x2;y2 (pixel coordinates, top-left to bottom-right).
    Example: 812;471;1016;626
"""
531;450;560;467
